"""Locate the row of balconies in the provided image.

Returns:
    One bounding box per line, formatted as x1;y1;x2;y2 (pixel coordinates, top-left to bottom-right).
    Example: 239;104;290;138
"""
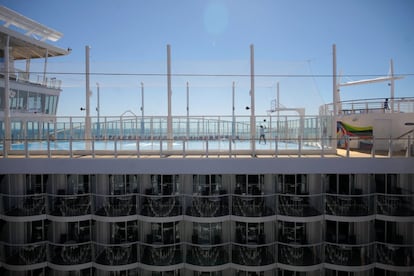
1;193;413;218
1;242;413;268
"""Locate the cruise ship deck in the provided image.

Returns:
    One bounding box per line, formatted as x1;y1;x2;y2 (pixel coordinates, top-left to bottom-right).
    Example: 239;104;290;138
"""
1;5;414;276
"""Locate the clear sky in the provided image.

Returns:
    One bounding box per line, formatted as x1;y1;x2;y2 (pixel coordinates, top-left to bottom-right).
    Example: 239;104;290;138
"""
2;0;414;117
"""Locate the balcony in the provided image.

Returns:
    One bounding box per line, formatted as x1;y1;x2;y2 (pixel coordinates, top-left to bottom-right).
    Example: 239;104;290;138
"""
141;195;182;217
277;195;322;217
325;243;374;266
3;243;46;265
187;244;229;266
48;194;91;216
141;244;182;266
95;243;137;266
95;195;136;217
49;242;92;265
232;244;274;266
377;243;414;267
278;243;322;266
3;194;45;216
325;194;374;217
232;194;275;217
377;194;414;216
186;195;229;217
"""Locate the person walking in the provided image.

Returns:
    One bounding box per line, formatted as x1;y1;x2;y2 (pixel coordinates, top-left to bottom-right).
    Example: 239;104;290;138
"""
259;125;266;144
383;98;389;111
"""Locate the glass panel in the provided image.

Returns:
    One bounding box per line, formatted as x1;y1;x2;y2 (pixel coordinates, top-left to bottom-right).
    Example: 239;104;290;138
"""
187;244;229;266
95;243;137;266
185;195;229;217
278;243;322;266
141;195;181;217
49;243;92;265
233;244;274;266
94;194;136;216
325;243;374;266
141;244;182;266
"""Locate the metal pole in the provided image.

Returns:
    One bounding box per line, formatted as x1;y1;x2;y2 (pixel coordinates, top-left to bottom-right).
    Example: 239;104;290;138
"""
85;46;91;147
332;44;338;150
390;59;395;112
186;81;189;139
232;81;235;141
250;44;256;153
167;44;173;149
3;35;10;155
43;49;48;86
277;82;280;139
96;82;100;137
141;82;144;137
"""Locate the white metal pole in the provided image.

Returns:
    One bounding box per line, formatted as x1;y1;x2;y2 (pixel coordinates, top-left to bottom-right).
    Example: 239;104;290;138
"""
167;44;173;149
85;46;91;146
390;59;394;113
96;82;100;137
332;44;338;150
43;49;48;85
4;35;10;154
277;82;280;138
232;81;235;141
186;81;189;139
250;44;256;153
141;82;144;137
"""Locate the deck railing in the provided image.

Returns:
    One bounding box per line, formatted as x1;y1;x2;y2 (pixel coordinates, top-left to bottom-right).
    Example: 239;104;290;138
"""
1;113;413;158
1;135;413;158
319;97;414;116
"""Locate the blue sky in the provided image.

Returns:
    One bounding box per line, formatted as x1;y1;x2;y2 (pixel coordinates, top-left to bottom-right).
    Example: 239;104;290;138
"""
2;0;414;116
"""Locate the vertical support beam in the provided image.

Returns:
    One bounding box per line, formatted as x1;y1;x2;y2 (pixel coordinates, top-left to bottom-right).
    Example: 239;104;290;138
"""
276;82;280;137
186;81;190;139
232;81;235;141
250;44;256;153
332;44;338;150
390;59;395;113
167;44;173;149
4;35;11;155
43;49;48;85
25;58;30;80
85;46;91;147
96;82;100;137
140;82;145;137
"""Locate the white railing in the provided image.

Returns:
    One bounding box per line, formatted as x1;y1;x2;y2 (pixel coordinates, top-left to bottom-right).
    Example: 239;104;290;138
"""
319;97;414;116
0;68;62;90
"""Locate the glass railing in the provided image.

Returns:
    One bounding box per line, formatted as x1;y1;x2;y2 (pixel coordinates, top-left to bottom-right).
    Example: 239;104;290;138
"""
185;195;229;217
277;194;323;217
140;194;182;217
232;244;274;266
187;244;229;266
49;242;92;265
2;194;46;216
377;194;414;216
94;194;137;217
278;243;322;266
140;244;182;266
320;97;414;115
232;194;275;217
325;243;374;266
325;194;375;217
376;242;414;267
95;243;137;266
48;194;91;216
2;242;46;265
